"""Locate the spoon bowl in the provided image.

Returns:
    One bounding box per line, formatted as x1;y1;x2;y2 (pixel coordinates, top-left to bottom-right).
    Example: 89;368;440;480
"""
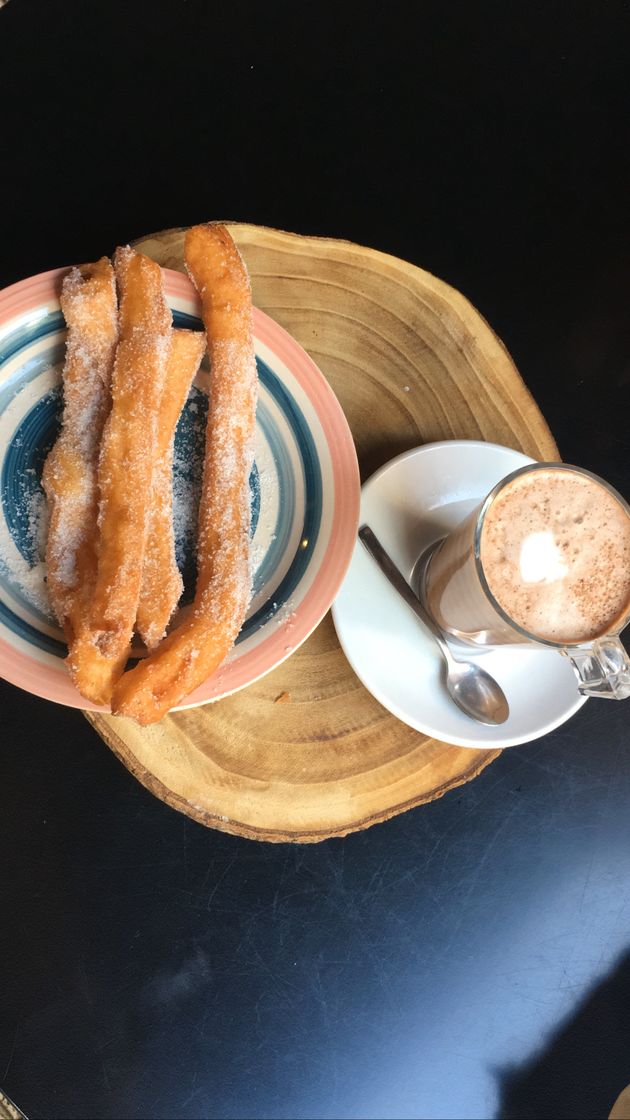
358;524;510;726
445;659;510;725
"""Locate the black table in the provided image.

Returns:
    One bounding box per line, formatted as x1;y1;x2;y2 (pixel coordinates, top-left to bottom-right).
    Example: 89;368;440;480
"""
2;3;630;1118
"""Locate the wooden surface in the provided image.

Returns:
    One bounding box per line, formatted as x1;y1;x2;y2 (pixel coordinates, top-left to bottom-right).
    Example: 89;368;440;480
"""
0;1092;24;1120
86;224;558;842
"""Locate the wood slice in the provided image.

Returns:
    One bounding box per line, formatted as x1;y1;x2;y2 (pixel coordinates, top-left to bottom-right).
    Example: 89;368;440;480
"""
86;225;558;842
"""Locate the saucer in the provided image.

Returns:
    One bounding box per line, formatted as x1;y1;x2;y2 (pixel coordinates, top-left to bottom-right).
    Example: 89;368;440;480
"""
332;440;587;749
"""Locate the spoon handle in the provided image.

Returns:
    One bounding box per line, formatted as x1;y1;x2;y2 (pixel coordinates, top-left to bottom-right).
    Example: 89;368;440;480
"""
358;525;451;658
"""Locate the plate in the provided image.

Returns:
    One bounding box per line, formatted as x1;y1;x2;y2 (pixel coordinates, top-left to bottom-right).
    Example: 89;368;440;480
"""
0;267;360;710
332;440;587;748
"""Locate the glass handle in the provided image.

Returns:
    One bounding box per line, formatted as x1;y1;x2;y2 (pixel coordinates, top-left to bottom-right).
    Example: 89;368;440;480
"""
563;636;630;700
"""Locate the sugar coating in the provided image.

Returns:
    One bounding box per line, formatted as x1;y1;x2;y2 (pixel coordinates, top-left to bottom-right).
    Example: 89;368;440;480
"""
0;484;50;616
111;224;258;723
42;259;118;626
93;246;172;644
196;335;257;621
173;424;204;562
480;468;630;644
136;329;205;650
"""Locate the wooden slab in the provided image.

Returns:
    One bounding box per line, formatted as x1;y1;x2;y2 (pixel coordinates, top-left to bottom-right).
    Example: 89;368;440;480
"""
86;225;558;842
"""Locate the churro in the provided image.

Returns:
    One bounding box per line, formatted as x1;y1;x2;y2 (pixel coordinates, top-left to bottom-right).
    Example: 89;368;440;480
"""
42;257;117;642
69;247;172;705
136;329;205;650
112;224;257;724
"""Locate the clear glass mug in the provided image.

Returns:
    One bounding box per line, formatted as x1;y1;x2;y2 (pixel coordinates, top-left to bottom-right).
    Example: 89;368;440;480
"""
422;462;630;699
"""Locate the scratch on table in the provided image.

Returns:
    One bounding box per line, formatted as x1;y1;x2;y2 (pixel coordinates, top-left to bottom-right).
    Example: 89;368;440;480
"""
431;799;522;963
416;771;512;874
99;1056;111;1091
205;855;238;910
309;961;331;1030
183;817;190;886
2;1018;19;1081
578;851;596;914
180;1072;203;1111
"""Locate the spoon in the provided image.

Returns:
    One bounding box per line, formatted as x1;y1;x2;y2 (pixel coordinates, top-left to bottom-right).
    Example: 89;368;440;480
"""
358;524;510;726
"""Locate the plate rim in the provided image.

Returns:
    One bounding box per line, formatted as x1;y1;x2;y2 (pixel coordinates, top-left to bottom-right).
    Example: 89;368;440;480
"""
0;266;360;711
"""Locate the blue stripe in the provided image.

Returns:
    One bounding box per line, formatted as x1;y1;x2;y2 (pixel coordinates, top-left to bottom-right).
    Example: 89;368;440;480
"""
238;359;322;641
0;311;64;368
172;310;202;330
250;398;291;595
2;388;61;565
0;598;66;657
0;342;64;416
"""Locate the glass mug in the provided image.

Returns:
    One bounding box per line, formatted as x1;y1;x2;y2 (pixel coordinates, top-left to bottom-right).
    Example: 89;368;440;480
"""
422;463;630;700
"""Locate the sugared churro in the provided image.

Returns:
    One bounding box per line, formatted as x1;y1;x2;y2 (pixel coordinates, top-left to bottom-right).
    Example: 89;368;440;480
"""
112;224;257;724
42;257;117;642
136;329;205;650
69;247;172;705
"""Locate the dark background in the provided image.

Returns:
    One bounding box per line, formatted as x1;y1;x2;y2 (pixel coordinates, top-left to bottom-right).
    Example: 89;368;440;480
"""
2;2;630;1118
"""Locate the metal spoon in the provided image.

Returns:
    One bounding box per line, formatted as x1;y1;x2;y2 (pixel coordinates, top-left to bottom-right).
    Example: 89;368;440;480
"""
358;524;510;726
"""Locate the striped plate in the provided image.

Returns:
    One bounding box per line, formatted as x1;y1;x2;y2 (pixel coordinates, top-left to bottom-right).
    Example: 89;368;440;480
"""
0;267;360;710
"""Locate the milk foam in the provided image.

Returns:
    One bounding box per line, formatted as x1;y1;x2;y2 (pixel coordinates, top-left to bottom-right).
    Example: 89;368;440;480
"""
480;468;630;644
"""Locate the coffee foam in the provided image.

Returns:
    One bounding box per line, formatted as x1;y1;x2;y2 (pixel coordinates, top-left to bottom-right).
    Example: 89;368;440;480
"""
479;468;630;644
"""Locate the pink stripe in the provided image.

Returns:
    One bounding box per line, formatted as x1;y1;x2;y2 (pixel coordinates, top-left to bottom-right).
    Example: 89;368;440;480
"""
0;268;69;329
0;633;102;709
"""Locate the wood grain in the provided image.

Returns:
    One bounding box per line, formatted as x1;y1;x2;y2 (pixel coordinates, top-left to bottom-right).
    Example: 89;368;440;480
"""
86;224;558;842
0;1092;24;1120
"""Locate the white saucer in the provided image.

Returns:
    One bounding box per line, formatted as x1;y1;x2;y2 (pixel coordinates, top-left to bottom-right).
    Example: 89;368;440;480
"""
332;440;587;749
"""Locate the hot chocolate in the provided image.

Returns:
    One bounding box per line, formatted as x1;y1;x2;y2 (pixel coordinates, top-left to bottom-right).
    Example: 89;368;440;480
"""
424;464;630;648
479;467;630;644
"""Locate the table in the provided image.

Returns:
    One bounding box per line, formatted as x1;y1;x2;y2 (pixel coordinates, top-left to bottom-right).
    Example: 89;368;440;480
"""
1;2;629;1117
